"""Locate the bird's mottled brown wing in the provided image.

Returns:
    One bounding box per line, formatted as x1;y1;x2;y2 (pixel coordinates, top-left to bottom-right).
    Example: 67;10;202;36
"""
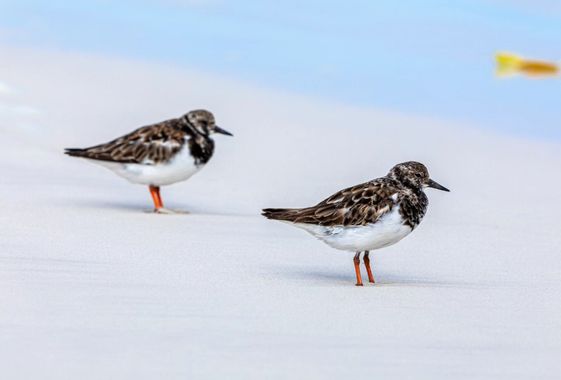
262;178;401;226
65;119;186;164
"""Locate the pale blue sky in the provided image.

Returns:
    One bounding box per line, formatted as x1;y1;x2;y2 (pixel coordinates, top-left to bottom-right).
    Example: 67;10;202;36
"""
1;0;560;138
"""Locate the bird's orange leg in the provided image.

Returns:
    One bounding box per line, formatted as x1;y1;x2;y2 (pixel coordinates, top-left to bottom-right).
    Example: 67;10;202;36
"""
149;185;164;211
363;251;375;283
354;252;363;286
156;188;164;208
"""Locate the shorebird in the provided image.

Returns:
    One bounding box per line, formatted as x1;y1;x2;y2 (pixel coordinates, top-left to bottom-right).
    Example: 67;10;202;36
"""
262;161;449;286
65;110;232;213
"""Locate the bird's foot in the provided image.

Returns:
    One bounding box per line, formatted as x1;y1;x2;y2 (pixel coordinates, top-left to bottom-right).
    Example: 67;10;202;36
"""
146;208;189;215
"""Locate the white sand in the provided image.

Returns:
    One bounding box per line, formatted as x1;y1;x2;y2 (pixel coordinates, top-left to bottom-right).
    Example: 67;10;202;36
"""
1;46;560;379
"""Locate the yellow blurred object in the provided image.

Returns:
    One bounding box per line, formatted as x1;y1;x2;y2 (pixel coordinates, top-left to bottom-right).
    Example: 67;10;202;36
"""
496;52;559;77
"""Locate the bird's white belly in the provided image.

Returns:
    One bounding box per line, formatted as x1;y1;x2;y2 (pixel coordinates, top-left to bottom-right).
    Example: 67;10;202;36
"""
293;206;413;252
91;147;202;186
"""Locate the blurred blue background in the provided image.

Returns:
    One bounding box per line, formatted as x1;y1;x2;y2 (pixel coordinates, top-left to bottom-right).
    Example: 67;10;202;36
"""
1;0;560;138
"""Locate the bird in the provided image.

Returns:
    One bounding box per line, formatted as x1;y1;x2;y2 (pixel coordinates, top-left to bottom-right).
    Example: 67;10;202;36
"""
65;110;232;213
262;161;449;286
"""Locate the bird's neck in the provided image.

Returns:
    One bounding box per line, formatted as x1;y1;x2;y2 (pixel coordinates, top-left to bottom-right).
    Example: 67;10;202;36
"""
393;178;423;195
182;118;209;138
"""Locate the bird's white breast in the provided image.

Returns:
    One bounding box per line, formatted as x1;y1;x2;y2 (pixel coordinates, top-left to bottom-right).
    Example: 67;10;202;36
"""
292;206;412;252
91;144;202;186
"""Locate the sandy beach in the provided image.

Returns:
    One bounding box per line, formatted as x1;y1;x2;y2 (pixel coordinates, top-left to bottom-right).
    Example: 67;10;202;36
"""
1;47;560;379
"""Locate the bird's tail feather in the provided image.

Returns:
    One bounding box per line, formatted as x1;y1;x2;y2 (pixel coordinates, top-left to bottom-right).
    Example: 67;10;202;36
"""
261;208;303;222
64;148;88;158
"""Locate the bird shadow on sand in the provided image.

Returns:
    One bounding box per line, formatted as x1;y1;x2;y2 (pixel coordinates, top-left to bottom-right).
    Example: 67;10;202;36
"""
56;199;150;214
271;267;495;289
60;199;249;217
278;269;352;284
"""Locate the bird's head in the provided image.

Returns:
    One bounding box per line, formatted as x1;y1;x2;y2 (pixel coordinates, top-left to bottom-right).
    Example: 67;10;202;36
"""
388;161;449;192
183;109;233;137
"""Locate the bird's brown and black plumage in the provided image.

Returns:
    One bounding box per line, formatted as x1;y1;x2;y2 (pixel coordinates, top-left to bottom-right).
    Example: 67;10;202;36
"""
263;178;414;228
65;110;229;166
263;161;446;229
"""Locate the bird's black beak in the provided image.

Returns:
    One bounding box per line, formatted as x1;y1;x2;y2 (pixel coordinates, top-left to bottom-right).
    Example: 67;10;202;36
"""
427;179;450;192
214;126;233;136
